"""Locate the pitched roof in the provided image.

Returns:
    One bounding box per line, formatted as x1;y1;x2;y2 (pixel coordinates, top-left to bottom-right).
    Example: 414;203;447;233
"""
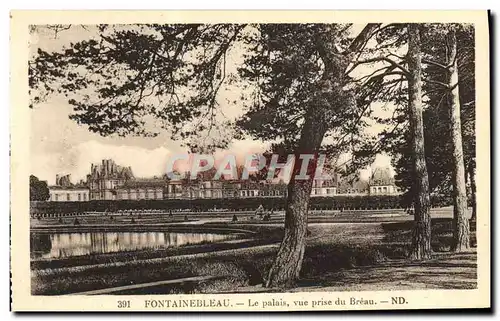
120;179;166;189
49;185;89;191
371;167;394;185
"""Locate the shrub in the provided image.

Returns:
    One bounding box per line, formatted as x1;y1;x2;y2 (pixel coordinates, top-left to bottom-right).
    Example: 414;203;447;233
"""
31;194;409;215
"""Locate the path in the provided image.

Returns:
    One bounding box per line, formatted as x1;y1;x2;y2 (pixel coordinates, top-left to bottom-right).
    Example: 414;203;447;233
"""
234;251;477;293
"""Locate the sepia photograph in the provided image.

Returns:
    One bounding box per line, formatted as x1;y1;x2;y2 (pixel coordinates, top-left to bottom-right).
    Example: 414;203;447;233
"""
10;10;490;311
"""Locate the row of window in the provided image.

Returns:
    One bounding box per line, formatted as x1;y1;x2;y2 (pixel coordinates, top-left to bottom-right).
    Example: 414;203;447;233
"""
53;193;88;201
177;189;288;198
51;186;398;201
311;188;336;195
239;190;288;197
118;192;163;200
371;186;390;193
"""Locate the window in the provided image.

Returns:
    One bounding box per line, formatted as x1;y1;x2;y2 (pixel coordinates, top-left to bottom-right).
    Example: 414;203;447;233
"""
55;194;59;201
78;193;81;201
67;193;70;201
83;194;87;201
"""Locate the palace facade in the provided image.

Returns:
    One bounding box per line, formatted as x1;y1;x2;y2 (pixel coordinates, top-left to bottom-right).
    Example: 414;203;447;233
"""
48;159;401;202
48;174;90;202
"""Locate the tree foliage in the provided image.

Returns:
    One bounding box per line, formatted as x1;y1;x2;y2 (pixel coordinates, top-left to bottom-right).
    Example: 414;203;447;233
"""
348;24;475;207
394;24;475;205
30;175;50;201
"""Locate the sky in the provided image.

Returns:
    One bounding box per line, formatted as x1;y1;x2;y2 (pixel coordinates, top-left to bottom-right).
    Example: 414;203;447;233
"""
29;25;394;185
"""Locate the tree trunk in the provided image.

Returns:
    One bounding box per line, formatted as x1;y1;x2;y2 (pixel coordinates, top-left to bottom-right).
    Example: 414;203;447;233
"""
265;112;326;288
469;162;477;222
446;30;470;252
407;24;432;260
265;175;313;288
468;162;477;243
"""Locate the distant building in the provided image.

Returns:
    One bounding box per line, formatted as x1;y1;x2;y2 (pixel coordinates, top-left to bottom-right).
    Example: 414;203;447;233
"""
311;178;337;197
48;174;90;202
114;178;166;200
369;167;402;195
46;160;402;202
337;172;369;196
49;186;90;202
87;159;135;200
87;159;168;200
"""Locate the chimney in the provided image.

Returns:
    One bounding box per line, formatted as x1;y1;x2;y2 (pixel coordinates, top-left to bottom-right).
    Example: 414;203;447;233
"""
102;159;106;176
55;174;60;185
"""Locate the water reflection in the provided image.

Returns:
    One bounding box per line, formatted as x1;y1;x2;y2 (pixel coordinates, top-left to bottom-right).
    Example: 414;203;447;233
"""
30;231;236;259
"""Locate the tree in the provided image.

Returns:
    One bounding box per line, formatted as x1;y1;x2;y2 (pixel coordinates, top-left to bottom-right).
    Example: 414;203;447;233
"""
351;23;476;255
346;23;433;259
425;25;474;252
29;23;395;288
236;24;385;287
406;24;432;259
30;175;50;201
443;27;470;251
388;24;475;251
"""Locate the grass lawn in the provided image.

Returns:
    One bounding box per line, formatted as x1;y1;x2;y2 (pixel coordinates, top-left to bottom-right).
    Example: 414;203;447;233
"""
31;215;477;295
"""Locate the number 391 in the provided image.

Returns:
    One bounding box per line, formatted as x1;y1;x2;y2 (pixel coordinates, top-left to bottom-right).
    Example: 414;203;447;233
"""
118;300;131;308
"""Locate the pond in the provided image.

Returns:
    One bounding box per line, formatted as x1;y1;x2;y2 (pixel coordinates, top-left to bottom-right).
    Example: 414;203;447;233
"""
30;231;239;259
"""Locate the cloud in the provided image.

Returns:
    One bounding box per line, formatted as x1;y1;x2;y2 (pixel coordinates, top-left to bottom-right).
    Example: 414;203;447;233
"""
32;140;173;184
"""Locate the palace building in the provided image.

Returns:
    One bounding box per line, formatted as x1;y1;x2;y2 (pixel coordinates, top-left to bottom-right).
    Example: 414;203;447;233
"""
368;167;402;195
87;159;166;201
47;159;401;202
48;174;90;202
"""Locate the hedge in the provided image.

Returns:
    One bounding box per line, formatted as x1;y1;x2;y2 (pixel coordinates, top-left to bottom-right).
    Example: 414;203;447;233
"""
30;195;412;215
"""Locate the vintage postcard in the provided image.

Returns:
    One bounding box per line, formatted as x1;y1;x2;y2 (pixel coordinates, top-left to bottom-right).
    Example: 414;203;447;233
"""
11;10;490;311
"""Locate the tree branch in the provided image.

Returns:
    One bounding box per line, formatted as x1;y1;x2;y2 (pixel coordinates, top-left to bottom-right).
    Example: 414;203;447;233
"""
347;56;410;78
345;23;382;54
422;58;450;70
